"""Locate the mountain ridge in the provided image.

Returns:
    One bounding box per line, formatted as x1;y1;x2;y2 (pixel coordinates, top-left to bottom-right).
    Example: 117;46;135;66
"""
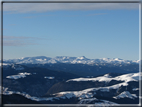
2;56;139;65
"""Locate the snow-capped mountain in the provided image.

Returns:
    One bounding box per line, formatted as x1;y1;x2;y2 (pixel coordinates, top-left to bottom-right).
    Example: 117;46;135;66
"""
2;56;139;65
2;56;139;77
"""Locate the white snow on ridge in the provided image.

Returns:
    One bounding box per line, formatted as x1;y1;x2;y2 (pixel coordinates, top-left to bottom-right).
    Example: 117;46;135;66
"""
1;86;55;101
113;91;138;99
95;100;119;106
0;63;9;66
53;87;96;100
67;72;140;83
1;86;119;105
78;97;119;105
56;73;140;101
49;82;133;102
132;88;139;91
114;73;139;82
78;97;98;104
6;72;31;79
53;82;127;100
3;56;139;65
104;74;112;78
1;71;139;103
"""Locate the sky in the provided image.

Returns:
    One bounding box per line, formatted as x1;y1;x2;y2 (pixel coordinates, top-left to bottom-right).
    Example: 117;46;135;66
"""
2;1;140;60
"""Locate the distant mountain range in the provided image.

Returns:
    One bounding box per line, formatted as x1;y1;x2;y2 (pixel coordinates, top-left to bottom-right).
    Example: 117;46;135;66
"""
1;56;139;77
2;56;139;65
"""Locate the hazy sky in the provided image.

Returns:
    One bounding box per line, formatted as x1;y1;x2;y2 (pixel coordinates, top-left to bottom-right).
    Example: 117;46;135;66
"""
2;2;139;60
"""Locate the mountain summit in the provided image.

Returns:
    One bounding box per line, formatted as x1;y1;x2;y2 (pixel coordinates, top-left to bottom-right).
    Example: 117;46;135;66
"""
77;56;86;59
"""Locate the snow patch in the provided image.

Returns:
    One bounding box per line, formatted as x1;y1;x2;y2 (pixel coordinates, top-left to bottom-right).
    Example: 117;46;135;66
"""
132;88;139;91
104;74;112;78
44;76;54;79
6;72;31;79
0;63;9;66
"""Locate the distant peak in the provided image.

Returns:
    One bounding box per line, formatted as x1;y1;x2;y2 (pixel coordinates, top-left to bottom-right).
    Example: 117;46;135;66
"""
19;57;25;60
77;56;86;59
104;73;112;78
102;58;123;60
55;56;68;59
114;58;123;60
102;58;110;60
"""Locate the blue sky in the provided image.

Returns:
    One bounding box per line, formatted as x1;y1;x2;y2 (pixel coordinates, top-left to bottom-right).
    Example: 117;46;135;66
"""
3;3;139;60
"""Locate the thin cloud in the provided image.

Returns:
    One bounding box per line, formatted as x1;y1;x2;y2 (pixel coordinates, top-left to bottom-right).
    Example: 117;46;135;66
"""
4;36;33;39
3;40;37;46
23;14;56;19
3;36;43;46
3;2;139;14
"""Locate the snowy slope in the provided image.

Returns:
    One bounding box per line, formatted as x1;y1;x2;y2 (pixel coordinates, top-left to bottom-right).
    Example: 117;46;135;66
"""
51;72;140;101
93;100;118;106
2;72;140;104
1;87;119;106
67;72;140;83
1;86;118;105
113;91;137;99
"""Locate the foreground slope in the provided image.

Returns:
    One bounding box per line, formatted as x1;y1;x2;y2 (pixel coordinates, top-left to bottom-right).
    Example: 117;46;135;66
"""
2;72;140;104
2;72;139;104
